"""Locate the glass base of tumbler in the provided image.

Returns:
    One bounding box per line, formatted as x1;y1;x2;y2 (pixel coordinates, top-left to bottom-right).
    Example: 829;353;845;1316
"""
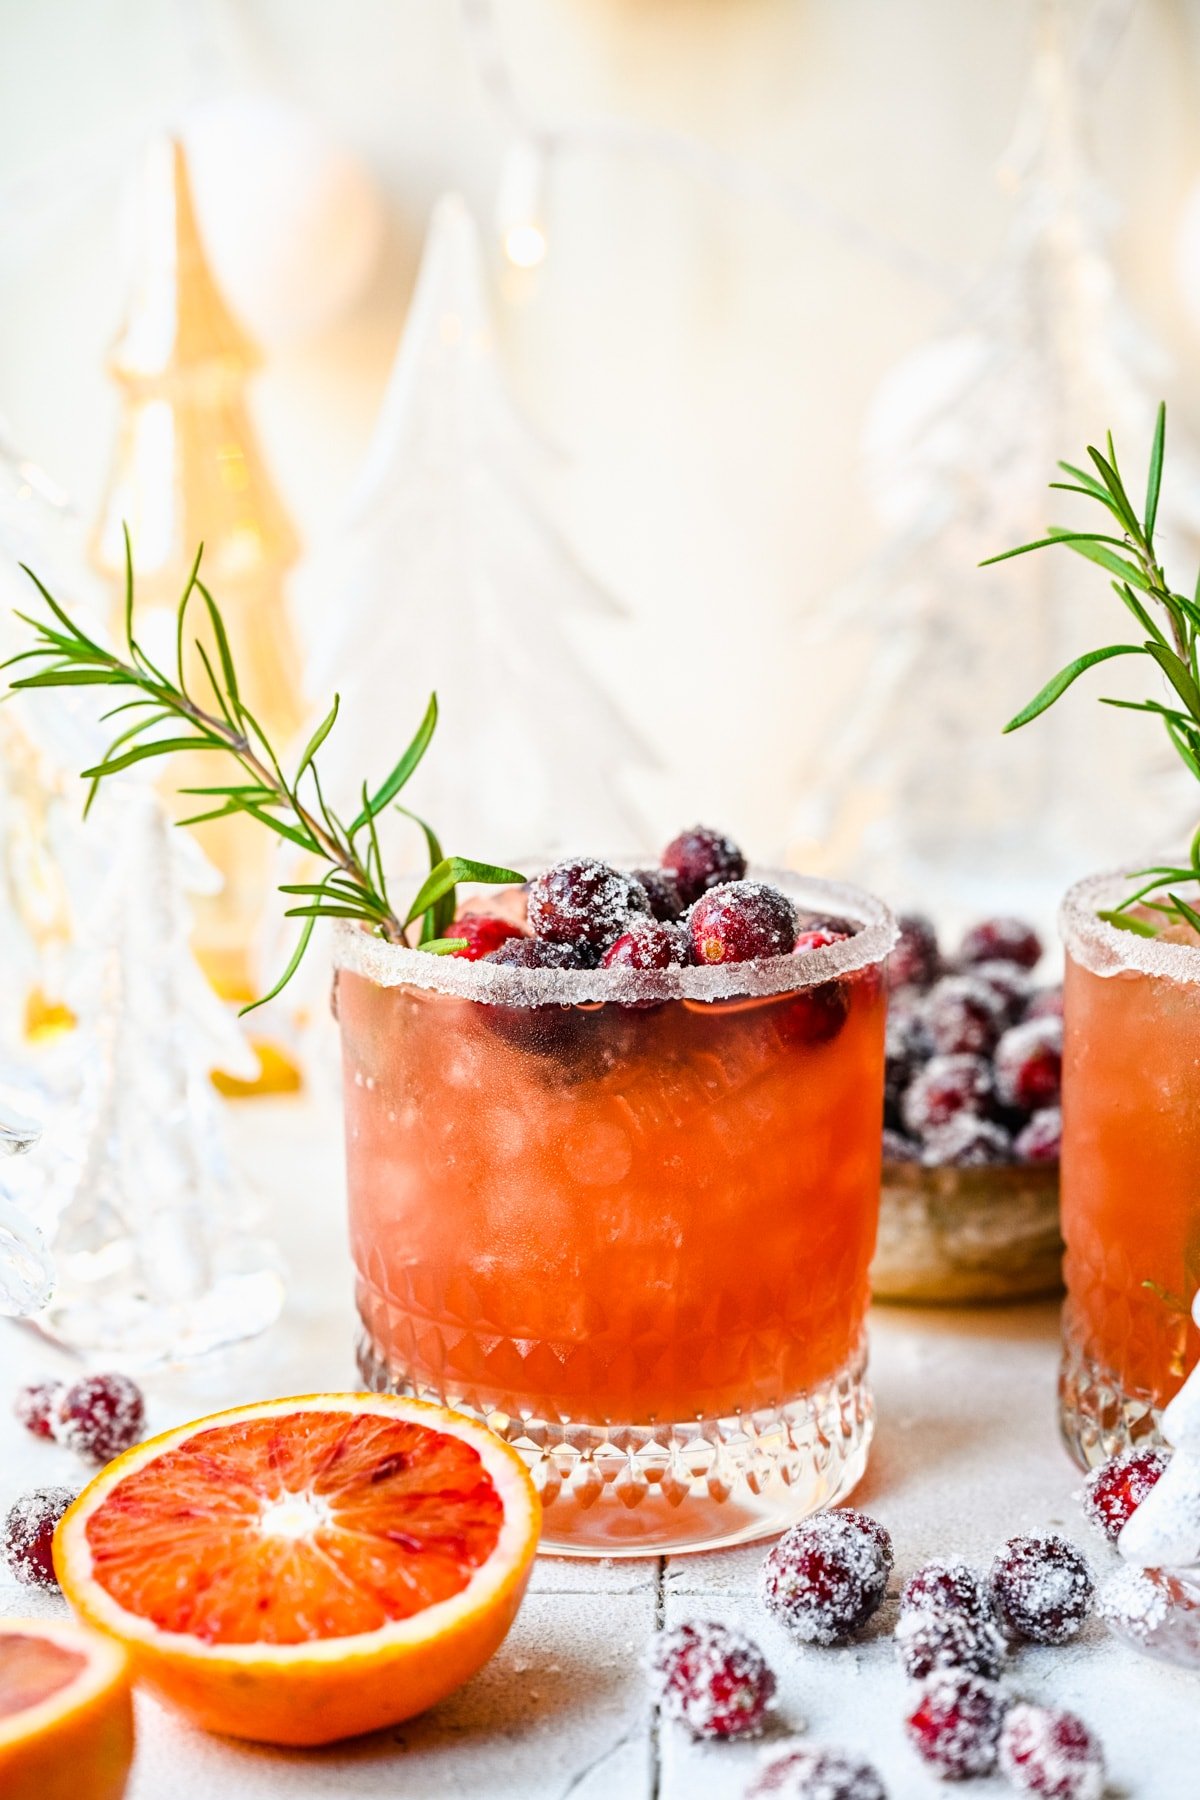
1058;1328;1166;1470
356;1333;873;1557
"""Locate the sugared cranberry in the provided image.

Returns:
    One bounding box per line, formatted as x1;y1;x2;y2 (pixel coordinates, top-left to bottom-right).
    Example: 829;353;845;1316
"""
994;1018;1062;1114
799;911;858;939
894;1605;1006;1681
969;959;1034;1023
527;857;649;949
888;913;940;991
448;914;526;960
794;928;849;954
631;867;684;922
601;918;688;971
689;881;797;966
920;975;1006;1056
653;1619;775;1740
901;1053;993;1139
922;1114;1012;1168
900;1558;993;1620
885;1007;930;1125
1024;985;1064;1022
990;1534;1093;1644
2;1486;75;1590
999;1702;1105;1800
759;1508;892;1644
661;826;746;907
905;1668;1008;1779
1082;1447;1170;1544
882;1128;921;1163
53;1372;145;1464
14;1378;63;1440
746;1744;886;1799
958;917;1043;972
484;937;595;970
1015;1106;1062;1164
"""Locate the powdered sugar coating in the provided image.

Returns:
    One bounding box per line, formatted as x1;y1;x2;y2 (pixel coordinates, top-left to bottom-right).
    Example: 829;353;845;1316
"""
527;857;650;948
1061;869;1200;983
919;974;1006;1056
334;869;896;1006
998;1701;1105;1800
990;1534;1094;1644
904;1667;1008;1778
14;1378;63;1440
652;1618;776;1740
1082;1447;1171;1544
759;1509;892;1644
894;1604;1006;1680
2;1485;75;1589
53;1372;145;1464
900;1558;994;1621
746;1742;887;1799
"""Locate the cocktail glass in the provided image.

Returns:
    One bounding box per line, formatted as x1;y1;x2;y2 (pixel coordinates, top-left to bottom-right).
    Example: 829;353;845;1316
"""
335;871;894;1556
1058;871;1200;1465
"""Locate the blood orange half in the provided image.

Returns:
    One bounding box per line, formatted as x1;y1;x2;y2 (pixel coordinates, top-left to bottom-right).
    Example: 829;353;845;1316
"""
0;1617;133;1800
55;1392;541;1745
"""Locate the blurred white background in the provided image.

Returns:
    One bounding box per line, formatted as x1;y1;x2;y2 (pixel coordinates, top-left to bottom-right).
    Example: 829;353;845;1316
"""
3;0;1200;917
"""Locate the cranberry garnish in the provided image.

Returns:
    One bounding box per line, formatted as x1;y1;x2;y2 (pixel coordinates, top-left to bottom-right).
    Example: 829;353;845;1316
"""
777;981;851;1049
957;917;1043;972
1015;1105;1062;1164
966;958;1034;1024
905;1668;1008;1779
601;919;687;971
888;912;940;991
447;914;525;960
794;927;849;953
999;1702;1106;1799
920;974;1006;1056
994;1018;1063;1114
921;1114;1012;1168
759;1508;892;1644
746;1744;886;1799
526;857;649;949
900;1558;993;1620
990;1533;1094;1644
1024;985;1065;1022
882;1128;920;1163
2;1486;75;1590
14;1378;63;1440
894;1605;1006;1681
53;1372;145;1464
652;1619;775;1740
689;881;796;966
901;1053;993;1139
1082;1446;1170;1544
484;937;595;970
631;867;684;923
660;826;746;907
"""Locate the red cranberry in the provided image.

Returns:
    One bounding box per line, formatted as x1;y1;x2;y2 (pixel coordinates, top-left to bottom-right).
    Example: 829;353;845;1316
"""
746;1744;886;1799
759;1508;892;1644
1024;985;1064;1022
990;1534;1094;1644
888;913;941;991
905;1668;1008;1779
527;858;649;949
994;1018;1062;1114
920;975;1006;1056
969;959;1034;1023
882;1128;921;1163
653;1619;775;1740
894;1605;1006;1681
53;1372;145;1464
661;826;746;907
901;1053;993;1139
601;919;688;971
794;927;849;953
14;1378;63;1440
631;867;684;922
922;1114;1012;1168
1015;1106;1062;1164
999;1702;1105;1799
776;979;851;1049
799;911;859;938
484;937;595;970
447;914;525;960
1082;1447;1170;1544
689;881;796;966
900;1558;993;1620
2;1486;75;1590
885;1007;931;1125
958;917;1043;972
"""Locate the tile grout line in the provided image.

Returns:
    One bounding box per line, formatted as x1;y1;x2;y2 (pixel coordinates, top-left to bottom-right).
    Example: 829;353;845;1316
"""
650;1555;665;1800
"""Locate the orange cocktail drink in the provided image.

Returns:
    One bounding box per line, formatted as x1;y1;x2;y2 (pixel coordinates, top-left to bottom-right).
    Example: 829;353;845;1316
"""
335;872;893;1555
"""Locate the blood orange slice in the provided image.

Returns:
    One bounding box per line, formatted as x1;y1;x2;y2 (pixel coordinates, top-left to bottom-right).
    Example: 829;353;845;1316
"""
0;1617;133;1800
55;1392;540;1745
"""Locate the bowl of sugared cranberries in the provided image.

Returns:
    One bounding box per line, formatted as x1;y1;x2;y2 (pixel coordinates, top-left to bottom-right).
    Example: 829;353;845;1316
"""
872;911;1065;1304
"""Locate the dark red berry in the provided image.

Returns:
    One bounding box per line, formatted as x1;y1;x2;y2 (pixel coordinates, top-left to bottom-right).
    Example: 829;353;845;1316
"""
968;959;1034;1023
631;867;684;922
484;937;595;970
900;1558;994;1620
759;1508;892;1644
794;927;849;954
905;1668;1008;1779
14;1378;63;1440
447;914;525;960
661;826;746;907
526;857;649;949
53;1372;145;1464
1015;1106;1062;1164
920;975;1007;1056
798;911;859;939
994;1018;1062;1114
894;1605;1007;1681
1082;1447;1170;1544
777;981;851;1048
1024;985;1064;1022
885;1006;931;1126
652;1619;775;1740
747;1744;887;1799
922;1114;1012;1168
958;917;1043;972
901;1053;993;1139
689;881;796;966
601;919;688;971
990;1534;1093;1644
882;1128;921;1163
2;1486;75;1590
888;913;940;991
999;1702;1105;1799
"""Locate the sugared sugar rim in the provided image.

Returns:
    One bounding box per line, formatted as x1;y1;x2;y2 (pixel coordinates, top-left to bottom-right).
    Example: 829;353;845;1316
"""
1060;868;1200;984
332;868;897;1006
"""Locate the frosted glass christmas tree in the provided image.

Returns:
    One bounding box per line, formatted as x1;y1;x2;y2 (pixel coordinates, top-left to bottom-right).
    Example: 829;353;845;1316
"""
307;194;652;861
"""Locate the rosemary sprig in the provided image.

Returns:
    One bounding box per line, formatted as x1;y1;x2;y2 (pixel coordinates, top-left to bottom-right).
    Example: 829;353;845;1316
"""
3;530;523;1007
981;402;1200;935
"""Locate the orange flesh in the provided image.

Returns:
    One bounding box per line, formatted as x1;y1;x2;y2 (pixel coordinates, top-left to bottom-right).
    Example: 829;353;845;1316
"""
0;1635;85;1718
84;1412;503;1645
